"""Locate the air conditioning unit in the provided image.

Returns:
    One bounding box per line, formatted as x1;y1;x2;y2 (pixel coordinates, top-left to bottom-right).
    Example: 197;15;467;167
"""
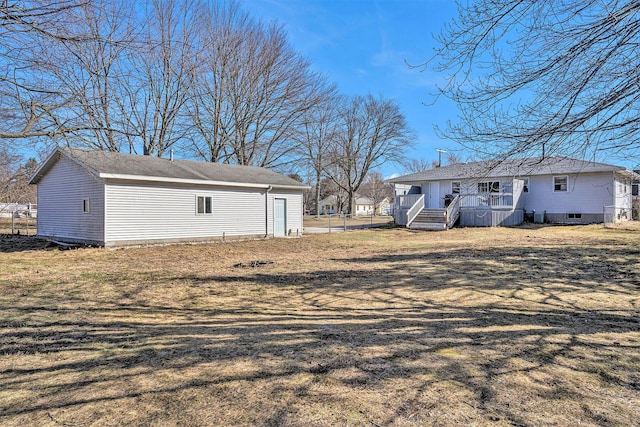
534;212;545;224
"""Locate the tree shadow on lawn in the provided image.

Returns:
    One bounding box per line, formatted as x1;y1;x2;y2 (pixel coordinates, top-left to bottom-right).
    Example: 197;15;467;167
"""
1;244;639;426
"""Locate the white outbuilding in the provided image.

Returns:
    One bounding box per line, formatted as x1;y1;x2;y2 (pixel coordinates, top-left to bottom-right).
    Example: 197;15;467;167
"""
29;148;308;247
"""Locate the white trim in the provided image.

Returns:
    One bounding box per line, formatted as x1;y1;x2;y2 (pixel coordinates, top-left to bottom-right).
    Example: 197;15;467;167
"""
98;173;309;190
451;181;461;194
553;175;568;192
195;195;213;215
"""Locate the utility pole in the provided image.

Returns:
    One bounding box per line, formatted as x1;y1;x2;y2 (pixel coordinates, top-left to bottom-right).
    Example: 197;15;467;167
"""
436;149;447;168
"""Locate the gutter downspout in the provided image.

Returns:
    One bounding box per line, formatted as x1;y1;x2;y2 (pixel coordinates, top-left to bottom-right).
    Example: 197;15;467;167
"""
265;185;272;238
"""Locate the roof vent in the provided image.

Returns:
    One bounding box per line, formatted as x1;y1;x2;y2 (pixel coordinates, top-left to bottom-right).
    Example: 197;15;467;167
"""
170;149;174;161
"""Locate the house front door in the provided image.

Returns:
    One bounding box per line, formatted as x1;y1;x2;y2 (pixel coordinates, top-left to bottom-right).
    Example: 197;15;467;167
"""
429;182;440;208
274;198;287;237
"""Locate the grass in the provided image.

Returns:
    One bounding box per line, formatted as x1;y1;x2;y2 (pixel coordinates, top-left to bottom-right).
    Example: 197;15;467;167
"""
1;224;639;426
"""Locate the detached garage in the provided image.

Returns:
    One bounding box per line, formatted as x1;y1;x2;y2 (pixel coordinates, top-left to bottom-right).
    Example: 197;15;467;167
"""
29;148;308;247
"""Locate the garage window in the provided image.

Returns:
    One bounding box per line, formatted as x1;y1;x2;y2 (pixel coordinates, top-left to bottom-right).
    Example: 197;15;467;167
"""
197;196;212;214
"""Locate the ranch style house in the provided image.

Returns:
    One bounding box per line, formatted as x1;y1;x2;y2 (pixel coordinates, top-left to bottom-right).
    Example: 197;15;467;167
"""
29;148;309;247
389;156;639;230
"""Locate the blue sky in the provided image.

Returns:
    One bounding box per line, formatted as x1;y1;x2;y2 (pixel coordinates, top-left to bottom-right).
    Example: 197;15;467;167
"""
242;0;460;178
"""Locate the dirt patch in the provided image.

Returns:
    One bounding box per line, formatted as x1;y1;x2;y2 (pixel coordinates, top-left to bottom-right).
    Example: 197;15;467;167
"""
0;234;56;253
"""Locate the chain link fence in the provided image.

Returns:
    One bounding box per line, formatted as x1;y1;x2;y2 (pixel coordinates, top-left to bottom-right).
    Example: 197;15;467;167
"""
0;205;37;235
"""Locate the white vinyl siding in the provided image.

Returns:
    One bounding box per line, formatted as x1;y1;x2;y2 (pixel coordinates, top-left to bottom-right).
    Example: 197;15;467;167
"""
522;173;614;214
614;175;632;211
36;156;104;243
105;181;267;244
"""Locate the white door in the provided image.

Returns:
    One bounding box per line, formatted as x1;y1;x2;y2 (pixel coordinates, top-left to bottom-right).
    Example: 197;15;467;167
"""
274;198;287;237
429;182;440;208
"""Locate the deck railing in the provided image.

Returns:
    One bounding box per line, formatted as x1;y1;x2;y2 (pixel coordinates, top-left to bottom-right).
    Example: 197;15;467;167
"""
406;194;425;226
445;195;460;228
396;194;423;208
459;193;514;209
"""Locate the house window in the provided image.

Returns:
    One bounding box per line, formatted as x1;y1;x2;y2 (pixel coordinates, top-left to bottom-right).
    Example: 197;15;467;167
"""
567;213;582;219
478;181;500;193
451;181;461;194
554;176;568;192
522;178;529;193
83;199;90;213
196;196;212;214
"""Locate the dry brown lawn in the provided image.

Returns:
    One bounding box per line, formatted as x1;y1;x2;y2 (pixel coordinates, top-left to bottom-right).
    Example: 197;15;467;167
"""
1;224;639;426
303;215;393;229
0;217;36;236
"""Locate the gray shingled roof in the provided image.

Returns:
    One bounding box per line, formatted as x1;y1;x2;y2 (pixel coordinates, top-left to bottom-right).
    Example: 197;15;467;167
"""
388;157;637;184
31;148;308;189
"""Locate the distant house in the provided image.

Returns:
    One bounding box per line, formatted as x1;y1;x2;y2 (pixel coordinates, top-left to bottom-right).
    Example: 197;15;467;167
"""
319;194;391;216
353;196;375;216
318;195;341;215
0;203;37;218
353;196;391;216
29;148;309;247
388;157;639;230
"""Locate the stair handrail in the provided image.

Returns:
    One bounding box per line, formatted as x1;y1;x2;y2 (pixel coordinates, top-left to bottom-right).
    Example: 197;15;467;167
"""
406;194;425;226
445;194;461;228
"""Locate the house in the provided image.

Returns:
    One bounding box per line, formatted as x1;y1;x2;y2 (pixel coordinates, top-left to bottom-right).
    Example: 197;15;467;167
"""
354;196;391;216
318;194;391;216
29;148;309;247
353;196;375;216
388;157;639;230
0;203;37;218
318;195;341;215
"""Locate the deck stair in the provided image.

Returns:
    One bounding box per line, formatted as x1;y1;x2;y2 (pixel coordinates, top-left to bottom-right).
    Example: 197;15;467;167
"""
408;208;447;231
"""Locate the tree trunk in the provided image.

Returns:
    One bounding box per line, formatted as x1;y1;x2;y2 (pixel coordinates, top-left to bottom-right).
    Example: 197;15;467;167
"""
315;170;321;219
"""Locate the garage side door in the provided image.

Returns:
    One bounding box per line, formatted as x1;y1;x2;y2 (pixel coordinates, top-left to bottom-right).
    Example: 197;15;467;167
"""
274;198;287;237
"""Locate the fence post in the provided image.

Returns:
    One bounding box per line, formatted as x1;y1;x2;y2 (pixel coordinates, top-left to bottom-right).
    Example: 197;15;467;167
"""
328;215;331;233
344;214;346;231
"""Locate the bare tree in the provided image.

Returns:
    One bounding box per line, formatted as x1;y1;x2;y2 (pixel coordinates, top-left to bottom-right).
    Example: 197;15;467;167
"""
404;158;431;174
120;0;202;157
359;171;392;216
43;0;136;152
0;0;91;142
0;148;37;211
428;1;640;164
185;1;246;163
225;21;327;168
297;88;339;217
446;152;461;165
0;147;22;207
326;94;414;214
186;1;330;168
